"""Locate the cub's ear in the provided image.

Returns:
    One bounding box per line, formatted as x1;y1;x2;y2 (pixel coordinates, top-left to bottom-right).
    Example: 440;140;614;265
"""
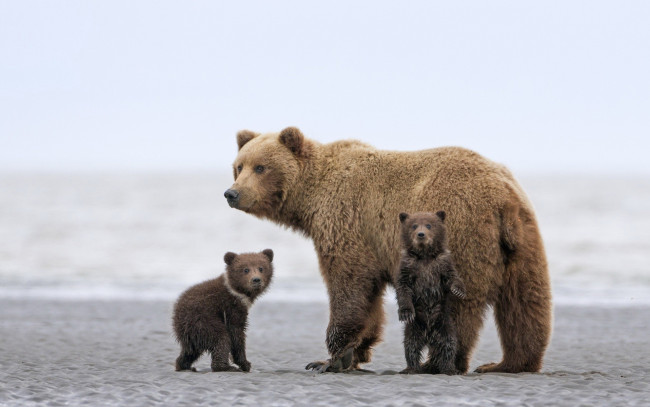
399;212;409;223
224;252;237;265
262;249;274;262
279;127;311;158
237;130;257;150
436;210;446;222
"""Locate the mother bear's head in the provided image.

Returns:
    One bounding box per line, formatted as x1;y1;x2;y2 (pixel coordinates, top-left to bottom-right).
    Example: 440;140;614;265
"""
224;127;313;219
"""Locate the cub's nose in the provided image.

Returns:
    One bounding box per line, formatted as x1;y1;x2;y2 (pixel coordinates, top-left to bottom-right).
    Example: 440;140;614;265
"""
224;189;239;206
251;277;262;284
417;232;425;238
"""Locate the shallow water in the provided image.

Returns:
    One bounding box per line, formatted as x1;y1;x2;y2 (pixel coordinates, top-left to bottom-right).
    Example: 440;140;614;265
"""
0;173;648;305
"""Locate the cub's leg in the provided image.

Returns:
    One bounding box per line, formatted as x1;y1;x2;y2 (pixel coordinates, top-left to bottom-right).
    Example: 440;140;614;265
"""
422;315;458;375
400;320;427;374
210;337;240;372
175;347;201;372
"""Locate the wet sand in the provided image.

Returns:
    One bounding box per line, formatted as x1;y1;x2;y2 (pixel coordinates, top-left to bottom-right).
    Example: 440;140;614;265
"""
1;299;648;406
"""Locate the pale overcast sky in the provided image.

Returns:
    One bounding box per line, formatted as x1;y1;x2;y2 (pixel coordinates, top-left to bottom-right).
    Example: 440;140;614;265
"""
1;1;648;174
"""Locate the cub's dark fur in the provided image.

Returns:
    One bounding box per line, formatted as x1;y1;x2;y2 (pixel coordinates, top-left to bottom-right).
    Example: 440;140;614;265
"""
172;249;274;372
395;211;466;374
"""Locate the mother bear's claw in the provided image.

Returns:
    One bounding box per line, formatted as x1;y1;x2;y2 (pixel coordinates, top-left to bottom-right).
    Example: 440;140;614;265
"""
305;360;334;373
306;353;352;373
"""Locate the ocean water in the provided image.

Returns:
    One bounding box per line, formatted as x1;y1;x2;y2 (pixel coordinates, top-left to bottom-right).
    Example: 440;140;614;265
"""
1;173;648;306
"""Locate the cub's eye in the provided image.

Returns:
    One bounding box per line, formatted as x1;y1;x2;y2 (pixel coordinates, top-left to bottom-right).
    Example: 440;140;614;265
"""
254;165;265;174
243;268;250;274
237;165;243;173
412;225;418;230
426;224;432;229
258;267;263;272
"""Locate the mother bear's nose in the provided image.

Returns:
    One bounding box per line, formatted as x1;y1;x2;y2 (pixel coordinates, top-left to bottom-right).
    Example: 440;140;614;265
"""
417;232;425;238
224;189;240;207
224;189;239;201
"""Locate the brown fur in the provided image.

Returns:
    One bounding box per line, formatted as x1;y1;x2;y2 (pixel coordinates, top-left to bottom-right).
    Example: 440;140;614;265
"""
224;127;552;374
172;250;274;372
395;211;466;375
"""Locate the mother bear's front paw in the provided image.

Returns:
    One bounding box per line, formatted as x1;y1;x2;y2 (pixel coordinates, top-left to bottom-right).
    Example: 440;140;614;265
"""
305;359;339;373
305;348;354;373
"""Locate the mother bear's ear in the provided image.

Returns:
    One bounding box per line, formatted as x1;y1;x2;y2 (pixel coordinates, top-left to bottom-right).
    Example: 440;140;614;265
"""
237;130;258;150
399;212;409;223
279;127;312;159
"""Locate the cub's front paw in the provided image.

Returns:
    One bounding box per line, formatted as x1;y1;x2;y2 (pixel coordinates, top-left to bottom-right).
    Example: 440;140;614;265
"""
450;282;466;299
398;307;415;323
239;361;251;372
399;367;420;374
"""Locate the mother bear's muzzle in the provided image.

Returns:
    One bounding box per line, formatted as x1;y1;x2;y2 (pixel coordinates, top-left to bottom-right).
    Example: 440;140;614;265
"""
224;189;240;208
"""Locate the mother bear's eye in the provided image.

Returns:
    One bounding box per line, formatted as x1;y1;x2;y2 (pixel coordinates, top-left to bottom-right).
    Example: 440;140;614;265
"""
244;268;250;274
412;225;418;230
254;165;265;174
237;165;243;173
426;224;431;229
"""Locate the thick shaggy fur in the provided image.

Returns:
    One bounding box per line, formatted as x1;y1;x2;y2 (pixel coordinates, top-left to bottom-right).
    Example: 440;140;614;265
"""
172;250;274;372
225;127;552;374
395;211;466;375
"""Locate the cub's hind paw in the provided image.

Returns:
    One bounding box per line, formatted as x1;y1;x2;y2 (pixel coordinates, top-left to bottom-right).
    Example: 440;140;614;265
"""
212;365;243;372
399;367;420;374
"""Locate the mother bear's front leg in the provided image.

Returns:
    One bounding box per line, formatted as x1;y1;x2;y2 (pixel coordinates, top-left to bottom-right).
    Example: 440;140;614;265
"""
305;262;387;373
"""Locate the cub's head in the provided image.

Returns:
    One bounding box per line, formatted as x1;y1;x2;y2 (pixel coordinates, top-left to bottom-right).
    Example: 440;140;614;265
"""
399;211;448;256
224;127;313;218
223;249;274;300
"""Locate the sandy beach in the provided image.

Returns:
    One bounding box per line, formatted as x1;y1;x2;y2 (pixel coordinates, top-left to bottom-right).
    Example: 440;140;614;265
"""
1;298;648;406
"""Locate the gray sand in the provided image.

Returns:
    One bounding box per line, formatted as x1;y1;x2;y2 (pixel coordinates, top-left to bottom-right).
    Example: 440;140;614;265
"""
1;299;648;406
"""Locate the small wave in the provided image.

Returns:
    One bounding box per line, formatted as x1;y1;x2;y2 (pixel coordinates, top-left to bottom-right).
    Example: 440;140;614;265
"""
1;280;647;307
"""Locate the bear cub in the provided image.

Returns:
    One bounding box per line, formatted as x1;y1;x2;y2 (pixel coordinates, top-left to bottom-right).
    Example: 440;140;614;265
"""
395;211;466;374
173;249;274;372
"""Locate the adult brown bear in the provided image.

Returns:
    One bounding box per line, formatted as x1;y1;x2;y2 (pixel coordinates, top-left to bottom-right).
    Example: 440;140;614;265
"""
224;127;552;374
